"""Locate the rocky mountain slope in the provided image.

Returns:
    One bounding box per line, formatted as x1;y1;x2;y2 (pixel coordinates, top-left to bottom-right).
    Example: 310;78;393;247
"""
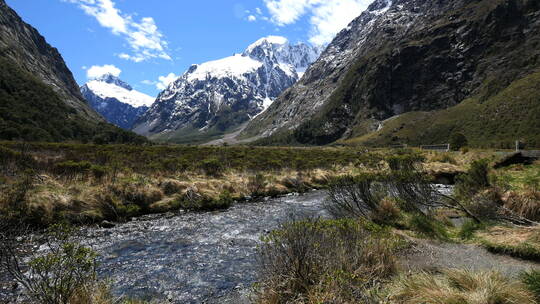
81;74;154;129
0;0;146;143
133;36;320;144
242;0;540;147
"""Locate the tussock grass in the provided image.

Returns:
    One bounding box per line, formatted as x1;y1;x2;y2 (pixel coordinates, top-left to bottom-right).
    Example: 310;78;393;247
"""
389;269;536;304
503;190;540;221
521;270;540;300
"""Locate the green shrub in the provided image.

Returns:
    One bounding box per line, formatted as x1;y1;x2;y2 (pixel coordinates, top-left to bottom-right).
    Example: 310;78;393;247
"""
408;214;449;240
450;132;468;151
90;165;109;180
56;161;93;177
455;159;490;199
199;158;225;177
458;220;485;240
1;224;99;304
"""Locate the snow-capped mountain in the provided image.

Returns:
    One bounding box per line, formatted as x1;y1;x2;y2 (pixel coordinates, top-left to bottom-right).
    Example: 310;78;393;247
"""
132;36;321;143
81;74;155;129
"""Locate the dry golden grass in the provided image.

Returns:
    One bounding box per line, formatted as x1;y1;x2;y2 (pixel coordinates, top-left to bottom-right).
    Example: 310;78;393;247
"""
1;167;359;226
478;226;540;247
389;269;536;304
503;190;540;221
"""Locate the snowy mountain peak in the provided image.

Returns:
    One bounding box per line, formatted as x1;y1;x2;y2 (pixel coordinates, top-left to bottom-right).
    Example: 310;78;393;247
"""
185;54;263;82
245;36;289;53
133;36;322;142
94;73;133;91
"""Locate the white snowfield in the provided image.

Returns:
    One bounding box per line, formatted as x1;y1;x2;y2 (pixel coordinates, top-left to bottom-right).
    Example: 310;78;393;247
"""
187;54;263;82
85;80;155;108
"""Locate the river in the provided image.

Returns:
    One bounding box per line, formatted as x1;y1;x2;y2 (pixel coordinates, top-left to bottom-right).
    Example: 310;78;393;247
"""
80;190;328;303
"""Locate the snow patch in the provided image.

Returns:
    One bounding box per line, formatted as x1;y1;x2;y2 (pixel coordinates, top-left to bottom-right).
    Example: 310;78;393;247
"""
186;54;263;82
86;80;155;108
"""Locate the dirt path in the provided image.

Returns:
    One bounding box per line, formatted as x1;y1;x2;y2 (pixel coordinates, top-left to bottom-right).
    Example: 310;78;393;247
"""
400;239;540;278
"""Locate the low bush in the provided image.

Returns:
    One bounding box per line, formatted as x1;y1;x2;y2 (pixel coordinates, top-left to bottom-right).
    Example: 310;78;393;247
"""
256;218;400;303
407;214;450;240
389;269;536;303
280;173;310;193
90;165;109;181
1;224;98;303
199;158;225;177
371;197;402;226
455;159;490;199
159;179;187;195
324;174;385;219
458;219;485;240
56;161;93;178
450;132;468;151
247;173;268;197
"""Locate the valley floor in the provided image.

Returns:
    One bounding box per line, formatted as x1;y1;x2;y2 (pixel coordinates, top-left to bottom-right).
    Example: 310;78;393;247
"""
1;143;539;303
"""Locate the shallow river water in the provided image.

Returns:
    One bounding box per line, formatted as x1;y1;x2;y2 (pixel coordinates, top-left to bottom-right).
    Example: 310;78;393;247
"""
80;191;328;303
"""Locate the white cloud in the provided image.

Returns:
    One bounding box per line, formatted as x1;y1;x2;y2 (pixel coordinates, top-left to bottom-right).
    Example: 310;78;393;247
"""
248;15;257;22
86;64;121;79
141;80;156;85
156;73;178;90
255;7;263;15
264;0;372;45
64;0;170;62
141;73;179;91
140;73;178;91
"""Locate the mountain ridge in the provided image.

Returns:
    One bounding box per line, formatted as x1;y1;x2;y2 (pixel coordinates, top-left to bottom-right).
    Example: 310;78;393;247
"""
133;36;321;144
242;0;540;147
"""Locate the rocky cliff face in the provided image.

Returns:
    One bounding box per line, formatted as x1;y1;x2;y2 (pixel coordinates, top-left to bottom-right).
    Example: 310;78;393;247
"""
133;36;321;143
243;0;540;145
81;74;154;129
0;0;100;120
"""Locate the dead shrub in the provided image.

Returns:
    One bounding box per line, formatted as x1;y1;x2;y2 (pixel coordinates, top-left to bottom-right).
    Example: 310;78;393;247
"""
371;197;402;225
256;218;399;303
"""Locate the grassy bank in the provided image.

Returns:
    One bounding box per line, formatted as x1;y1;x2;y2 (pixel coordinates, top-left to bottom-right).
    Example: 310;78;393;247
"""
1;142;388;227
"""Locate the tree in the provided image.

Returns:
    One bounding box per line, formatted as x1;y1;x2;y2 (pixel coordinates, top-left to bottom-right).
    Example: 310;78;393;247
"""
450;132;468;151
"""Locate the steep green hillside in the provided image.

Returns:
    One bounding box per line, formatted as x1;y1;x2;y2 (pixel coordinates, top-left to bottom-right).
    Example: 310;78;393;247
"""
244;0;540;148
345;71;540;148
0;57;147;144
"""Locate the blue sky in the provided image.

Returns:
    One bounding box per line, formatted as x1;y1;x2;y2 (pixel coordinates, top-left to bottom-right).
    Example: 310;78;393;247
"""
7;0;372;97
